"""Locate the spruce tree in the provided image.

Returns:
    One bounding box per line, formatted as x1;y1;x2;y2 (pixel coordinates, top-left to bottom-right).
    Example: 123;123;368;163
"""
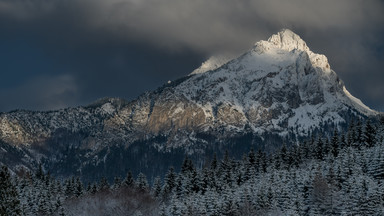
163;167;177;198
181;155;194;174
210;153;218;171
347;119;355;147
74;177;83;197
280;144;288;168
0;166;21;216
364;120;376;147
248;148;256;167
260;152;268;173
315;138;324;160
136;173;149;192
35;163;44;180
98;176;109;191
123;171;135;188
331;129;340;157
356;120;363;147
152;176;162;198
113;176;122;190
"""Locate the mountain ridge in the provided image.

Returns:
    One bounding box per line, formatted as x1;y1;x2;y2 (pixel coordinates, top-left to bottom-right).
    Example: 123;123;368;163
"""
0;29;379;181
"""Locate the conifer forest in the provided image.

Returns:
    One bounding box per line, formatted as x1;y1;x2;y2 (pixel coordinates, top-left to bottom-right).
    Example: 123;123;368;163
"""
1;118;384;216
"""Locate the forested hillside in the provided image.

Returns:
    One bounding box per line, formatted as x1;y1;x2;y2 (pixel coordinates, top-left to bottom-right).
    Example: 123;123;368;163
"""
1;118;384;215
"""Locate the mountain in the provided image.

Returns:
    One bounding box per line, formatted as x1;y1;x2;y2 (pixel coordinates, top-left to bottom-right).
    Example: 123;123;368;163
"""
0;29;378;181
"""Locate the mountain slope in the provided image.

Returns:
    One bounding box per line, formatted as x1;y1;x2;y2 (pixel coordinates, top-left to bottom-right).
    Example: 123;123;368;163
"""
130;29;376;140
0;29;378;180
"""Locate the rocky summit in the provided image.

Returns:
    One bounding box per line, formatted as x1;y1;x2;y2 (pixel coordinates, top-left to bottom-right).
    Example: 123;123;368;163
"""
0;29;378;181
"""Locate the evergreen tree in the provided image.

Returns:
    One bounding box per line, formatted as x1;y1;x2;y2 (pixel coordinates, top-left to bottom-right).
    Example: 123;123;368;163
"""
311;173;330;215
64;179;74;198
136;173;149;192
331;129;340;157
364;120;376;147
347;119;355;147
74;177;83;197
90;183;98;194
280;144;288;168
248;148;256;167
324;138;330;156
112;176;122;190
152;176;162;198
0;166;21;216
301;141;311;159
315;137;324;160
98;176;109;191
210;153;218;171
37;192;50;216
356;120;363;147
123;171;135;188
163;167;177;198
181;155;194;174
340;133;347;150
35;163;44;180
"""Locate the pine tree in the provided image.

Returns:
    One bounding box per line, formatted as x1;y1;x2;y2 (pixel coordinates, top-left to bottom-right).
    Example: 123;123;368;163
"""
152;176;162;198
280;144;288;168
291;144;301;168
340;133;347;150
181;155;194;174
90;183;98;194
73;177;83;197
98;176;109;191
0;166;21;216
364;120;376;147
260;152;268;173
311;173;331;215
248;148;256;167
123;171;135;188
136;173;149;192
347;119;355;147
256;149;264;172
331;129;340;157
35;163;44;180
37;192;50;216
356;120;363;147
113;176;122;190
302;178;313;215
163;167;177;198
210;153;218;171
315;137;324;160
274;153;281;170
301;141;311;159
200;168;210;194
324;138;330;157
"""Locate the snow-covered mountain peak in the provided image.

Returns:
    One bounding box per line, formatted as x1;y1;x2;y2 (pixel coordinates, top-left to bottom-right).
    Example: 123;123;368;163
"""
253;29;331;72
176;29;378;136
266;29;310;52
192;29;331;76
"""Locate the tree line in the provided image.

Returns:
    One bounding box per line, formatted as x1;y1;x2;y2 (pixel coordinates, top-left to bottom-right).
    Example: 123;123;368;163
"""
1;117;384;215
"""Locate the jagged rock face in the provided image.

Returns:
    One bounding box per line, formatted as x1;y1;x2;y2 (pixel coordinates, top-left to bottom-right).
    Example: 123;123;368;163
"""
0;29;378;179
133;29;376;141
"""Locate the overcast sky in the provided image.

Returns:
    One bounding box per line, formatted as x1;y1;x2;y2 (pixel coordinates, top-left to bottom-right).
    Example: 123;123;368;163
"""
0;0;383;112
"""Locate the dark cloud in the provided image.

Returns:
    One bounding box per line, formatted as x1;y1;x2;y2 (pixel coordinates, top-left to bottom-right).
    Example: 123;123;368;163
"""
0;75;78;111
0;0;383;112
